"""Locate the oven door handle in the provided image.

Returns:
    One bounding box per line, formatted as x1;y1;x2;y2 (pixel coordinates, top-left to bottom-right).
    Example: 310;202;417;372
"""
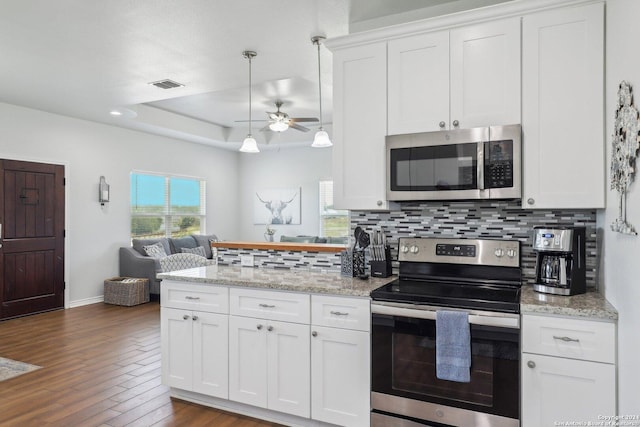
371;303;520;329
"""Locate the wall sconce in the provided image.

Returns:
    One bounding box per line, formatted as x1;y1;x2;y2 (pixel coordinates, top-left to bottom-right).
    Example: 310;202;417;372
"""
99;176;110;206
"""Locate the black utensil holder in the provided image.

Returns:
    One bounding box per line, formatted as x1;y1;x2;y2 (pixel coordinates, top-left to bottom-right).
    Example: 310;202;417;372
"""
341;249;366;277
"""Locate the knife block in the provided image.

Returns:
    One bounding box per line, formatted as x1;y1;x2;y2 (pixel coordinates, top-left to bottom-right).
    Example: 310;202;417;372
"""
370;247;392;278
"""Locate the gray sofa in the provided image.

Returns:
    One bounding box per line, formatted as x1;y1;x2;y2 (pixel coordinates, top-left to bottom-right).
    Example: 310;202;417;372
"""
119;234;218;298
280;235;348;244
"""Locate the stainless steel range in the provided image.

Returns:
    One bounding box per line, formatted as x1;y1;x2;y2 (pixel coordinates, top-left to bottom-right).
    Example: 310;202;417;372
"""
370;237;522;427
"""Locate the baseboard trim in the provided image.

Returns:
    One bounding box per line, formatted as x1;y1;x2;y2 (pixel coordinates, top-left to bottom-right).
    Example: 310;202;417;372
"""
69;295;104;308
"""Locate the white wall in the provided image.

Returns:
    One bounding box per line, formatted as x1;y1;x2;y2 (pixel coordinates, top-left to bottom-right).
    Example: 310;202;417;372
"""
602;0;640;414
238;146;332;242
0;102;239;305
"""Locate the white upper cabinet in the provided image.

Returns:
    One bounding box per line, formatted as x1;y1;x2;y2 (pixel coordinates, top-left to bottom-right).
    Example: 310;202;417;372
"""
388;17;521;135
450;18;521;129
332;42;390;210
388;31;450;134
522;2;605;209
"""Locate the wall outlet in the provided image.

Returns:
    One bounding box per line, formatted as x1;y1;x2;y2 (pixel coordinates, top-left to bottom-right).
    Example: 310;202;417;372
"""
240;254;254;267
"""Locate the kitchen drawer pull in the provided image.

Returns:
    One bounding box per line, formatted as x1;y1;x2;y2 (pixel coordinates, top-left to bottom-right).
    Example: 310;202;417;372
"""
267;326;274;332
192;315;198;321
183;314;190;320
259;303;276;308
257;324;263;330
330;311;350;316
184;296;200;300
527;361;536;369
553;335;580;343
311;331;318;337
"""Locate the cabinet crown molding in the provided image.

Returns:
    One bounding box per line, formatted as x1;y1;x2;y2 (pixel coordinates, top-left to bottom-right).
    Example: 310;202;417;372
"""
325;0;603;50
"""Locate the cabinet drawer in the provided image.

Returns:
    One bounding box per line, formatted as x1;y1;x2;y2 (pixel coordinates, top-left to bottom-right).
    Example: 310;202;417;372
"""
230;288;310;324
522;314;615;363
311;295;370;332
161;280;229;314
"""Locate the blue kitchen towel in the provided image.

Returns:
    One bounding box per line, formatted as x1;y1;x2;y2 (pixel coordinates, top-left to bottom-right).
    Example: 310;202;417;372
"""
436;310;471;383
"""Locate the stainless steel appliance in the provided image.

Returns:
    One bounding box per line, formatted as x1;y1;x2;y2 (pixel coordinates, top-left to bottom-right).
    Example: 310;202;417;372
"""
370;237;522;427
533;227;586;296
386;124;521;201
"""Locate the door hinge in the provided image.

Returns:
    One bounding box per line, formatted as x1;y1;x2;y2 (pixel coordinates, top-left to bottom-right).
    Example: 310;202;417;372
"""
63;229;66;238
63;178;66;186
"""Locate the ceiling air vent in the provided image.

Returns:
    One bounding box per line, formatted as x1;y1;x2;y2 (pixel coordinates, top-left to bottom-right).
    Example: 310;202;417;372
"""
149;79;184;89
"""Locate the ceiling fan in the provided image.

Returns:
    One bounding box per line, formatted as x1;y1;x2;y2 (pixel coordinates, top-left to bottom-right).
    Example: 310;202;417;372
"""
237;101;319;133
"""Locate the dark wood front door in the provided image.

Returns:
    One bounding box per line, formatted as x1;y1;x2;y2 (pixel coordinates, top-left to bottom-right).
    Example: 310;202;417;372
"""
0;159;65;319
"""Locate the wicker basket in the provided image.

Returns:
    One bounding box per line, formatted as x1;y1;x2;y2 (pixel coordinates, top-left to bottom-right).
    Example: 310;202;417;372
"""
104;277;149;306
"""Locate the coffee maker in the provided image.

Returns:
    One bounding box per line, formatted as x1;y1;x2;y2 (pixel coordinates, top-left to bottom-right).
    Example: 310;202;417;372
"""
533;227;586;296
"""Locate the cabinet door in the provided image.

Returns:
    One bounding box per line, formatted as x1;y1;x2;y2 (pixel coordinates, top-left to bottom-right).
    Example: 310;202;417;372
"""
521;353;615;427
228;315;268;408
388;31;449;134
161;307;193;390
522;3;604;208
193;311;229;398
332;42;390;210
266;320;310;418
450;17;521;129
311;326;370;427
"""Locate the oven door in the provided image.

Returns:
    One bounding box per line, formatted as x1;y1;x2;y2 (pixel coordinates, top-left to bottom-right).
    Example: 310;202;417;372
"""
371;304;520;427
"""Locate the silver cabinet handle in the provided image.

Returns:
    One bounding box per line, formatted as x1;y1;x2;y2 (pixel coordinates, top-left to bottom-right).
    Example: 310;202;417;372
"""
183;314;190;320
185;296;200;300
267;326;274;332
452;119;459;127
439;121;446;129
257;324;263;330
259;303;275;308
527;361;536;369
527;198;535;205
0;223;2;248
311;331;318;337
553;335;580;343
330;311;349;316
192;315;198;321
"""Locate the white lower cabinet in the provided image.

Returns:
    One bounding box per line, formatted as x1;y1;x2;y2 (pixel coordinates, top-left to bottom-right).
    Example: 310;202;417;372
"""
311;295;371;427
228;315;310;418
521;314;617;426
161;307;229;398
162;283;372;426
311;325;370;427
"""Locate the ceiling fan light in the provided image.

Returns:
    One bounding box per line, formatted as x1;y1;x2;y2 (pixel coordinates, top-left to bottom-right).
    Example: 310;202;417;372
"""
269;121;289;132
312;129;332;148
239;134;259;153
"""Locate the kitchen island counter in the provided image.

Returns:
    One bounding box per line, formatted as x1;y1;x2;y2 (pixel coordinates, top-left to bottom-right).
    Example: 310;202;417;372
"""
158;264;395;297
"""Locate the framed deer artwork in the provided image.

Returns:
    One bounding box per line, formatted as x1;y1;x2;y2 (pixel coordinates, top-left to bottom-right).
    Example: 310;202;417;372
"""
254;187;301;225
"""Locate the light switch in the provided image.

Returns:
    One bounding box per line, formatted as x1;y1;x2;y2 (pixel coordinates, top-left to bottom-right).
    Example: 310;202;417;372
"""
240;255;254;267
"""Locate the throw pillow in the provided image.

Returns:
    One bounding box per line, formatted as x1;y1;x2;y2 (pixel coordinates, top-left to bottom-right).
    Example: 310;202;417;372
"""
181;246;207;258
143;242;168;258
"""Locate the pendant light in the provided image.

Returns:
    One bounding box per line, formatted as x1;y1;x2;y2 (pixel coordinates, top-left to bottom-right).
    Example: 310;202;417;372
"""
239;50;259;153
311;36;332;148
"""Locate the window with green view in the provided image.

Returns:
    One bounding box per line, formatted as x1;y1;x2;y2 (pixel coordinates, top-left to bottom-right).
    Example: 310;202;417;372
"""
319;180;349;238
130;172;205;239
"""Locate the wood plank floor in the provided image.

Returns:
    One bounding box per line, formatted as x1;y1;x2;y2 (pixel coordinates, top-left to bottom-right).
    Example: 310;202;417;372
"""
0;302;283;427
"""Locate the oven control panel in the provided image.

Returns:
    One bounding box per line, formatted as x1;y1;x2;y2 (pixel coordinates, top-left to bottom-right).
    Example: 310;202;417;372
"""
398;237;520;267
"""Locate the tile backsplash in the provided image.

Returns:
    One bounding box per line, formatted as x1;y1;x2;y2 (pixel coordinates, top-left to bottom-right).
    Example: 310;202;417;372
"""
218;200;598;288
350;200;598;287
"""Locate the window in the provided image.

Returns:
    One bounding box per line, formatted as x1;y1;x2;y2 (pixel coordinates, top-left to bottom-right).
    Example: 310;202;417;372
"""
130;172;205;239
319;180;349;237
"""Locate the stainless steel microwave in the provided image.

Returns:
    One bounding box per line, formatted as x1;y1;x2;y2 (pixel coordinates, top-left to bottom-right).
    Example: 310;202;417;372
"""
386;124;521;201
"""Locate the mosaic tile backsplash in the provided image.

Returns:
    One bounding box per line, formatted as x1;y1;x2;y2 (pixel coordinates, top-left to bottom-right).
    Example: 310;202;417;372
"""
349;200;598;287
218;200;598;288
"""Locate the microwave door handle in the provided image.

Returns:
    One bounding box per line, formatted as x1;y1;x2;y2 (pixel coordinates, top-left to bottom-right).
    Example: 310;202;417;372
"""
477;142;485;190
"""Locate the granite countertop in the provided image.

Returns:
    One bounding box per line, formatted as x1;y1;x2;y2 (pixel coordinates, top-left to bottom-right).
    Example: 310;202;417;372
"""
158;265;396;297
520;285;618;321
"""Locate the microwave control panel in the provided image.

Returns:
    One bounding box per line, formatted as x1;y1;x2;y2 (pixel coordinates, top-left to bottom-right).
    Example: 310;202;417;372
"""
485;140;514;189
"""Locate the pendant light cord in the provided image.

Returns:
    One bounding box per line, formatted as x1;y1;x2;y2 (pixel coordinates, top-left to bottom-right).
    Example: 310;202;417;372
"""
248;54;252;135
316;39;323;129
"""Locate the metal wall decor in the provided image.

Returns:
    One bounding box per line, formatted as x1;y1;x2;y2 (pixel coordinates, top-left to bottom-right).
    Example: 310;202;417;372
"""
611;81;640;235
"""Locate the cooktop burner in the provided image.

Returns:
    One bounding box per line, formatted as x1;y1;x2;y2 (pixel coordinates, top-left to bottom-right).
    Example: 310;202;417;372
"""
371;279;522;313
373;236;523;314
